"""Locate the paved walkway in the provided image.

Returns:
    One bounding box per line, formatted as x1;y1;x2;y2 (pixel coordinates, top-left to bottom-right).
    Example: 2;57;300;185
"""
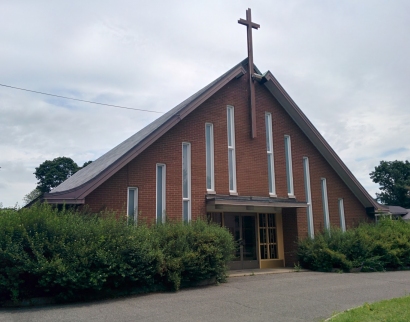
228;268;305;277
1;271;410;322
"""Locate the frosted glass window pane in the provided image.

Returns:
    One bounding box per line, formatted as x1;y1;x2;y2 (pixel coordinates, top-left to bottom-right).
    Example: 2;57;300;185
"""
265;114;271;151
157;166;163;222
206;125;212;190
227;109;233;146
267;155;273;193
321;178;330;230
303;157;314;238
339;199;346;232
128;189;134;219
182;144;188;198
183;201;189;222
228;149;234;190
285;139;291;193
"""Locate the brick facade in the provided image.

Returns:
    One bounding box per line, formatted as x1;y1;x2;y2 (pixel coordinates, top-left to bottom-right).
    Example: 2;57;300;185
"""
85;70;372;265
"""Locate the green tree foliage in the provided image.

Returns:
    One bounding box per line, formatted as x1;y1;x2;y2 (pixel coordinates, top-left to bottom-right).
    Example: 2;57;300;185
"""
34;157;92;193
82;160;92;168
370;160;410;207
22;188;42;205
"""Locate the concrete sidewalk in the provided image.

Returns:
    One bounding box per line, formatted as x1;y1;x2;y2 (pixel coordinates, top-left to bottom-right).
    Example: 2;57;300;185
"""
1;271;410;322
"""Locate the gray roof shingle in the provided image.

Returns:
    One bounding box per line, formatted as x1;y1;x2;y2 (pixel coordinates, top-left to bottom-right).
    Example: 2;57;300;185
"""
50;59;247;194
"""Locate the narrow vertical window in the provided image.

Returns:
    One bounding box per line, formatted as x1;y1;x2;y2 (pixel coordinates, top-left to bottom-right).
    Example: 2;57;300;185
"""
265;113;276;196
156;164;166;223
127;187;138;224
338;198;346;232
227;106;237;194
303;157;314;238
205;123;215;192
321;178;330;230
182;142;191;222
284;135;294;197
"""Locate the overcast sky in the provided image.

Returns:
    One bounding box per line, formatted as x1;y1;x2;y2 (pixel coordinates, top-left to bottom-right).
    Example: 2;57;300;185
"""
1;1;409;207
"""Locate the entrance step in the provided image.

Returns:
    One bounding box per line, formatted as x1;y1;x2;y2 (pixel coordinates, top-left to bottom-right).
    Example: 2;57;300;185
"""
228;268;308;277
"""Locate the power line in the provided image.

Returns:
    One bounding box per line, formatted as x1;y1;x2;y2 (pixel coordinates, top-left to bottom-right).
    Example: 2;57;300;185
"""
0;83;164;114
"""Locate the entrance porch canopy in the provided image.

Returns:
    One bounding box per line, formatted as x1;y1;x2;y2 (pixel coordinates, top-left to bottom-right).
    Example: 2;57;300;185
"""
206;194;307;209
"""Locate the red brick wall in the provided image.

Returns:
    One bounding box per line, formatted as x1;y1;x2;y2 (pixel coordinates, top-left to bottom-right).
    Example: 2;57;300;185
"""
85;69;372;247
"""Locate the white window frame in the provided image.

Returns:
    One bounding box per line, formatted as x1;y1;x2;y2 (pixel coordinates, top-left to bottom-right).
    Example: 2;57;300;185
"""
182;142;191;222
303;157;314;238
156;163;166;223
284;135;295;198
265;113;276;197
321;178;330;230
127;187;138;224
338;198;346;232
205;123;215;193
227;105;237;194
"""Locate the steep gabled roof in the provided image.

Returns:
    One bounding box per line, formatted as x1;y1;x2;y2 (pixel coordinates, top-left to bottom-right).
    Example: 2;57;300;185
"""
44;60;246;203
261;72;381;210
44;58;380;211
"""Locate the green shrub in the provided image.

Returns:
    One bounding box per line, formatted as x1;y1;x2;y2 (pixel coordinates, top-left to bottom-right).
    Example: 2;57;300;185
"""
0;204;162;302
154;220;234;290
297;218;410;273
0;204;234;304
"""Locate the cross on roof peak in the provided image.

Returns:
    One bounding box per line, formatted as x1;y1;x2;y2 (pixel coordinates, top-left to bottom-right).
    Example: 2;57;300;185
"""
238;8;260;30
238;8;260;139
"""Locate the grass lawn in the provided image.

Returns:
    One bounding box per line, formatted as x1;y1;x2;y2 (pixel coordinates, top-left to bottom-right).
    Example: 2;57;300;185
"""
328;295;410;321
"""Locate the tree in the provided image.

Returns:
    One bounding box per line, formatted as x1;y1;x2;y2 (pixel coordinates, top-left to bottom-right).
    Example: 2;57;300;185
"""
82;160;92;168
34;157;92;193
23;188;42;205
370;160;410;208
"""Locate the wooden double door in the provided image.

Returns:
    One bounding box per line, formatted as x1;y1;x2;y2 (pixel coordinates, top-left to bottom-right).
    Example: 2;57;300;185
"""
224;213;258;270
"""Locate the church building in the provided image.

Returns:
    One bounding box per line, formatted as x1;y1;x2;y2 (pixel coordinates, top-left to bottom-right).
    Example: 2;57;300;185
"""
43;9;382;269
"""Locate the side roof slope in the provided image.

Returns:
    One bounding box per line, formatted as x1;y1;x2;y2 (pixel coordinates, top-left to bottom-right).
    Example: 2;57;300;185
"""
45;60;247;202
44;59;380;211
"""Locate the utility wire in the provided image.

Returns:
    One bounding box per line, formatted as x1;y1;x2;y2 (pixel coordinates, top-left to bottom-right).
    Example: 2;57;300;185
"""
0;83;164;114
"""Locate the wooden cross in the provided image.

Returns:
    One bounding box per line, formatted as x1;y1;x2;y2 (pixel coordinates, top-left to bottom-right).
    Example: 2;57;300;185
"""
239;8;260;139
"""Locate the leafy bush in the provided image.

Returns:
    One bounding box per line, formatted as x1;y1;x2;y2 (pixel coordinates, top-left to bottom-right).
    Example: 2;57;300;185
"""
0;204;234;304
155;220;234;290
298;218;410;272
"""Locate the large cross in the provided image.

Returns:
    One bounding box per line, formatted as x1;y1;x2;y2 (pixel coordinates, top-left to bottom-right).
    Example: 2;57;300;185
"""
238;8;260;139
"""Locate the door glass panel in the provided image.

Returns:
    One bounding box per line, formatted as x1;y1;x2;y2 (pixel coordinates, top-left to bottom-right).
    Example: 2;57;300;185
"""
260;245;268;260
225;214;258;266
268;213;276;227
224;215;241;261
269;228;276;243
207;212;222;226
259;213;266;227
260;228;266;243
259;213;278;259
270;244;277;259
242;216;257;260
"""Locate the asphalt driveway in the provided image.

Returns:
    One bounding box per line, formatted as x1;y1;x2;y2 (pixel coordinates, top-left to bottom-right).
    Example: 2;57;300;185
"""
1;271;410;322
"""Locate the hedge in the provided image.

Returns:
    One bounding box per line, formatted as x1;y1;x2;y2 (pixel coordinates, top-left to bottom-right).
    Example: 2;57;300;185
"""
0;204;234;304
297;218;410;272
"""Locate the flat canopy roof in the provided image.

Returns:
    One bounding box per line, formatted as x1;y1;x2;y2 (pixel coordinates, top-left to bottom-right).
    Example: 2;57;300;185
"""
206;195;307;209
